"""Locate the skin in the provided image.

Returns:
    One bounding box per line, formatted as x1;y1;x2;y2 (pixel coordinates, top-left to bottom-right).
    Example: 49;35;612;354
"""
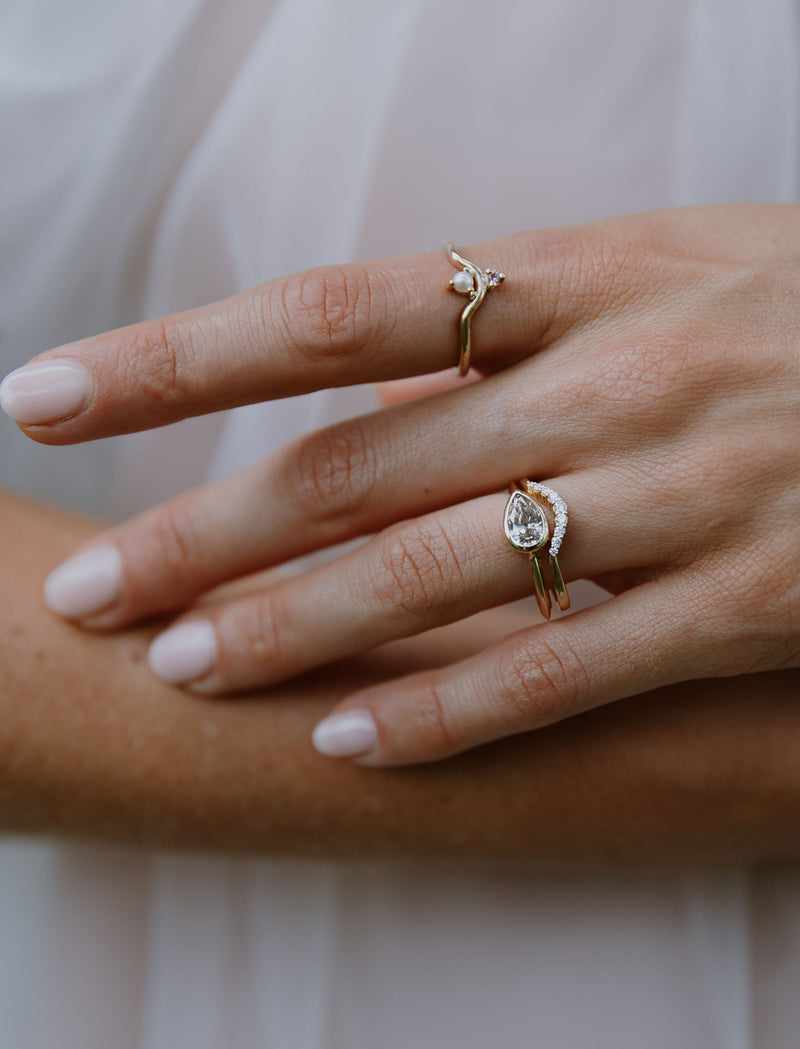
3;492;800;862
6;204;798;768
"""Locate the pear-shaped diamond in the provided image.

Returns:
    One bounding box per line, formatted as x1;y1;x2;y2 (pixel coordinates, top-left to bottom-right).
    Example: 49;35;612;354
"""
504;490;548;552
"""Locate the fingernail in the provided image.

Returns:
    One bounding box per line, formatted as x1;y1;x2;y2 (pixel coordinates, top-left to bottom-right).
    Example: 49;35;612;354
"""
44;544;123;617
311;710;378;758
148;620;217;684
0;359;92;425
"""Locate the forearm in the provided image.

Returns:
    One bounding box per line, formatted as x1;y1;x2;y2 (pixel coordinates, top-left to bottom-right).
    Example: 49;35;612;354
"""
2;492;799;862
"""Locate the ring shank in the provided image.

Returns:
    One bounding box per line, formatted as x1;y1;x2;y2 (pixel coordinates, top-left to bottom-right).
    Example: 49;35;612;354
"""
445;241;493;375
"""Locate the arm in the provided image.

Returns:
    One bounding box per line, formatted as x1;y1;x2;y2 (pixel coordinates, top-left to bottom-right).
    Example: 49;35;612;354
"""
3;492;799;863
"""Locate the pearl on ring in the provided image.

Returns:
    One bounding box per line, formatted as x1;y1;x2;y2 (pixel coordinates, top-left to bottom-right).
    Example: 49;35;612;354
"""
444;240;507;375
451;270;475;294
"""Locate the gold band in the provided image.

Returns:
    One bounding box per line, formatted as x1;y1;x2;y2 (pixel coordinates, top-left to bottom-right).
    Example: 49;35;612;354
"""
444;240;505;375
503;479;571;621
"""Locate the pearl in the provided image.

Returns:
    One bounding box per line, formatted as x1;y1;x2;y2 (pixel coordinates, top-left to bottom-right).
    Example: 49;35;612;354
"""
451;270;474;294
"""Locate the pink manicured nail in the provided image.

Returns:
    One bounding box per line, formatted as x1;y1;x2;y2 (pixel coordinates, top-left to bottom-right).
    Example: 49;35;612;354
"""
44;544;123;618
0;359;92;425
311;710;378;758
148;621;217;684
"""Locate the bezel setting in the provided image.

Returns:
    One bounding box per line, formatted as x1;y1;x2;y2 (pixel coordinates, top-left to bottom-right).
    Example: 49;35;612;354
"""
503;490;550;553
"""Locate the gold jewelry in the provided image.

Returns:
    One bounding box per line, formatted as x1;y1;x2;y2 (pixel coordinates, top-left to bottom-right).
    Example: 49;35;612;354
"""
503;480;570;621
445;240;505;376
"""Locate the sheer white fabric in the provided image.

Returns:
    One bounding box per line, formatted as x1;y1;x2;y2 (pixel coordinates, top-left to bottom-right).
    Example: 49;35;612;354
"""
1;1;799;1045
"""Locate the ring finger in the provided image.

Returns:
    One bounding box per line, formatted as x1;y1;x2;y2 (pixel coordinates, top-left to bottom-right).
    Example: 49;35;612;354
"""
144;474;670;694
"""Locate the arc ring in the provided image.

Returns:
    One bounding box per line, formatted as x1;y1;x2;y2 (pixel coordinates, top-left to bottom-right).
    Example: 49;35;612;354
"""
445;240;505;376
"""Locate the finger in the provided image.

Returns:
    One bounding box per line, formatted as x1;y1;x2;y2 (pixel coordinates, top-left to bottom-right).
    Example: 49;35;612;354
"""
375;368;481;406
0;222;652;444
41;347;652;630
141;471;676;693
310;577;723;766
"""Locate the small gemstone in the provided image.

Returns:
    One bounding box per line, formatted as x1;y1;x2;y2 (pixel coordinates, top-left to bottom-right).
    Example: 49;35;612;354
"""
504;491;548;552
556;513;567;525
554;499;566;512
486;269;504;287
451;270;474;294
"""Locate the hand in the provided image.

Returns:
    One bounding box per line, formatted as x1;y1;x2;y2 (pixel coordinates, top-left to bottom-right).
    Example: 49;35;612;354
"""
4;486;800;861
3;204;799;766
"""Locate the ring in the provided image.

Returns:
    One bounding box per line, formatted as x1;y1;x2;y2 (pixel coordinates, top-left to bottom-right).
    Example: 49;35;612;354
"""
503;480;571;621
445;240;506;375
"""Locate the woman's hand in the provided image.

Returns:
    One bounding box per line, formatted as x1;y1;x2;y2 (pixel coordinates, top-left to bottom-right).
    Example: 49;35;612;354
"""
3;204;799;766
3;488;800;861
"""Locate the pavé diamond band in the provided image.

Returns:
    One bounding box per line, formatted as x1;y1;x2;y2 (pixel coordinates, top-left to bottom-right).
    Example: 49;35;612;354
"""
503;479;570;621
445;240;505;375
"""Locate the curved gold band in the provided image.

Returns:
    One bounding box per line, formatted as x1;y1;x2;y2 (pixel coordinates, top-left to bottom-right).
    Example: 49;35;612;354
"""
444;240;506;375
503;478;571;621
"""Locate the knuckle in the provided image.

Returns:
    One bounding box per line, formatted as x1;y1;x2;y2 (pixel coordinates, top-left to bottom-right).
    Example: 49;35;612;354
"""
602;337;694;405
698;552;797;674
409;676;461;758
369;519;463;624
563;331;712;429
273;263;381;363
238;591;293;669
557;227;644;302
285;416;377;525
142;500;206;586
531;222;663;345
497;634;591;728
110;318;197;410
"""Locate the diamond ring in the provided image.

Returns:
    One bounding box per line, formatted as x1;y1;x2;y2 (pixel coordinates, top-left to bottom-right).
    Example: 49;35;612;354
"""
445;240;505;375
503;479;570;621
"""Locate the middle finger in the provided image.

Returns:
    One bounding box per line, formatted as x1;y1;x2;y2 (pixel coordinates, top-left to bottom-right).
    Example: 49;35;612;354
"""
44;359;611;628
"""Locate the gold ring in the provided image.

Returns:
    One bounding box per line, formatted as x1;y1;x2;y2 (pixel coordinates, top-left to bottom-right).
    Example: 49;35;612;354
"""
445;240;505;376
503;479;570;621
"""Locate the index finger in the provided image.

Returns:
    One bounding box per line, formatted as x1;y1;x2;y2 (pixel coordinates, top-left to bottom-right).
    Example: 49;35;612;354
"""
0;228;594;444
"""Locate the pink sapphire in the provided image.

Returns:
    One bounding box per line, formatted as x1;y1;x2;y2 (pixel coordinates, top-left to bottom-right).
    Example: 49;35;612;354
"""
487;269;504;287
